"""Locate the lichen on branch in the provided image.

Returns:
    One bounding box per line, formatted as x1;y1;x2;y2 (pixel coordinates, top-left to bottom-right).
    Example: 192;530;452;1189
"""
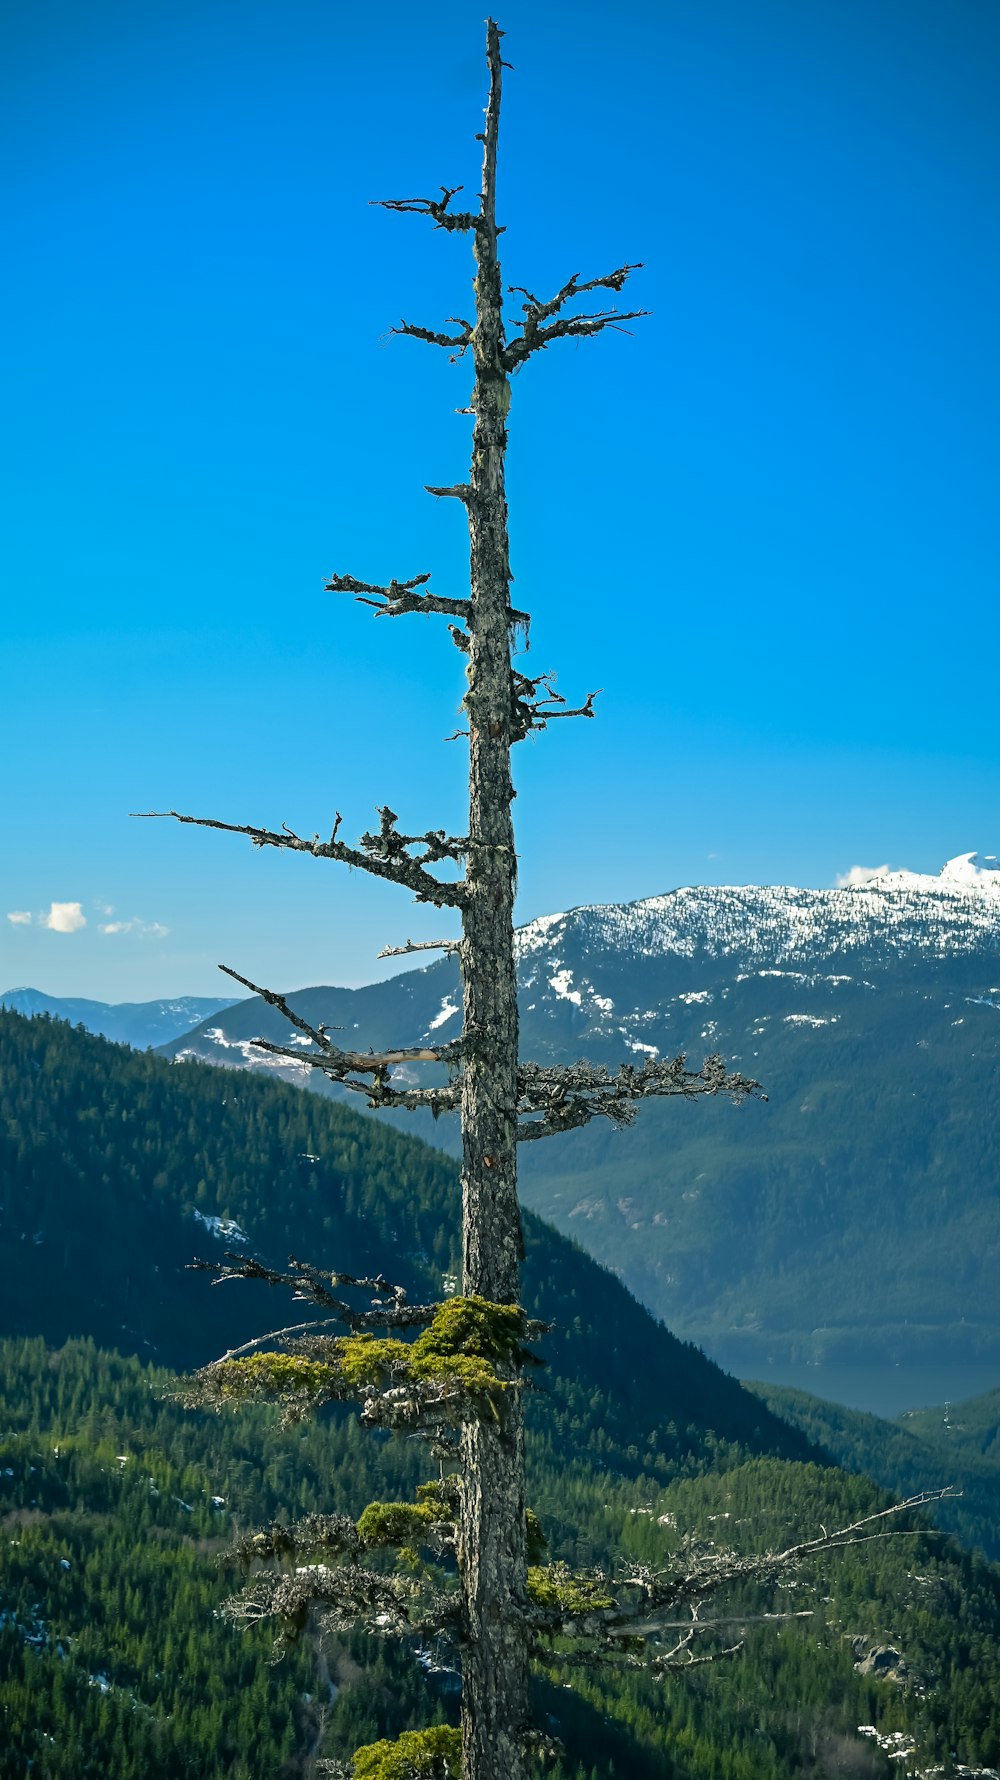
321;1724;463;1779
177;1294;544;1429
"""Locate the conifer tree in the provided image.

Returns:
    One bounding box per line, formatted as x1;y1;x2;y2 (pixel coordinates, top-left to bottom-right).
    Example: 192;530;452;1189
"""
144;23;947;1780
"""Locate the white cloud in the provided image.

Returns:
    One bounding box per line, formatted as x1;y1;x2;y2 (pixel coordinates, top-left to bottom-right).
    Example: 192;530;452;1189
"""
43;901;87;934
99;917;169;938
6;901;166;937
835;864;891;888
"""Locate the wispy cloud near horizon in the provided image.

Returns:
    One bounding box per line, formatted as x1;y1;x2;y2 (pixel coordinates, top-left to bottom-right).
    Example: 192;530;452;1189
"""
99;917;169;938
835;865;892;888
5;901;167;938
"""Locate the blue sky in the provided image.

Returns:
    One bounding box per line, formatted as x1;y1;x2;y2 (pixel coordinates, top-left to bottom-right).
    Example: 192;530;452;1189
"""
3;0;998;999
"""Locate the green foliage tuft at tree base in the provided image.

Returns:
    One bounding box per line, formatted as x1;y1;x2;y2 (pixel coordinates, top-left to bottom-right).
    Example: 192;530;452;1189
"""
347;1723;463;1778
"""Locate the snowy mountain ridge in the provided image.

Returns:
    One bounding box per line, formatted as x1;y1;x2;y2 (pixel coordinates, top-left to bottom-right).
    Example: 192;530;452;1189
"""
514;853;1000;974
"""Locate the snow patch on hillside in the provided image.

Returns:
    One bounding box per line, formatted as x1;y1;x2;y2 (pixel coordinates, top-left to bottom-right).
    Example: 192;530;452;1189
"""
427;996;459;1032
548;968;582;1006
193;1211;248;1244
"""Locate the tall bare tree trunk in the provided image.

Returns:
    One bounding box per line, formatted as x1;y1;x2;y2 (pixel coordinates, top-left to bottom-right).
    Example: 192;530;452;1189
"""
151;23;758;1777
458;25;530;1780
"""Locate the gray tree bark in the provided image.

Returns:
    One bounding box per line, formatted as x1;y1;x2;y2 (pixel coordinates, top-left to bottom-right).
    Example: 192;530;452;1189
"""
456;24;531;1780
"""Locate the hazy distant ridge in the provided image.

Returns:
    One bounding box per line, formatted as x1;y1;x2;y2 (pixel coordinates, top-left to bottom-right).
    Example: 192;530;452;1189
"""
0;988;238;1049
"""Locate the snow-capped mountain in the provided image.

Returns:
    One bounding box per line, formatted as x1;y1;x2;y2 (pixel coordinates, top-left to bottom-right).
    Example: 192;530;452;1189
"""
164;853;1000;1072
0;989;240;1050
516;852;1000;974
156;851;1000;1096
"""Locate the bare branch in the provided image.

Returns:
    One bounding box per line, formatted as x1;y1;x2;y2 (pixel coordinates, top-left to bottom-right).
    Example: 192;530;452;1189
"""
226;1511;361;1571
249;1033;463;1073
356;1075;462;1117
377;938;462;959
527;1491;958;1683
510;265;642;325
505;308;648;370
217;965;339;1051
510;668;601;741
365;805;472;865
188;1253;439;1332
220;1559;456;1645
132;807;465;908
503;265;648;371
325;571;471;623
612;1489;961;1625
374;184;479;233
393;316;474;359
212;1318;359;1360
265;1062;462;1116
214;964;465;1098
618;1611;815;1636
426;483;472;503
538;1619;745;1675
516;1053;761;1141
653;1637;744;1673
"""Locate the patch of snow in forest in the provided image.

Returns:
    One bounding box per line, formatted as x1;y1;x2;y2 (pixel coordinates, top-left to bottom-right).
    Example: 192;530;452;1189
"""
548;968;582;1006
514;912;568;957
193;1211;248;1244
427;996;459;1031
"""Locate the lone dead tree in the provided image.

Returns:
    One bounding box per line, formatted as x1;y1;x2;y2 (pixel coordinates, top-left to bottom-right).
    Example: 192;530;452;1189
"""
133;21;953;1780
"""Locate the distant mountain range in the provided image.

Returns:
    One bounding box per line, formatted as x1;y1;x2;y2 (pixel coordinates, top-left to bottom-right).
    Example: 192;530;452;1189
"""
154;854;1000;1375
0;988;238;1049
11;856;1000;1374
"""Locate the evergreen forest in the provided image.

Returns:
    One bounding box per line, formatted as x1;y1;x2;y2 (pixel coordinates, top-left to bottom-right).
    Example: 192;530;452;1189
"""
3;1011;1000;1776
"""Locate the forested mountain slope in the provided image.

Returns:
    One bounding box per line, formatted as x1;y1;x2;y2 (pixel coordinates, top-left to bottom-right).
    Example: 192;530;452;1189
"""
162;856;1000;1371
903;1385;1000;1460
746;1380;1000;1563
5;1339;1000;1780
3;1010;1000;1777
0;1009;811;1478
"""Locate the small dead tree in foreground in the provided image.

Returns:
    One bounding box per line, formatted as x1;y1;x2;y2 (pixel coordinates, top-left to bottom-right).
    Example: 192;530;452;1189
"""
143;23;953;1780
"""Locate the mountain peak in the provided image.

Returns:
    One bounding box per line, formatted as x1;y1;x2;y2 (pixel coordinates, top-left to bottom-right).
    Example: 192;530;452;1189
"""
513;851;1000;974
838;852;1000;895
